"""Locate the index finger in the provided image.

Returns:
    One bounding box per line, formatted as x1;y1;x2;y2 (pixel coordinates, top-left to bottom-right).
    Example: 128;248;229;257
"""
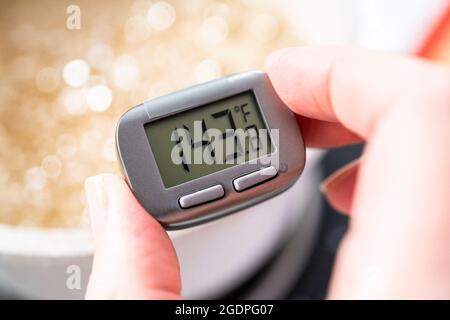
264;46;449;139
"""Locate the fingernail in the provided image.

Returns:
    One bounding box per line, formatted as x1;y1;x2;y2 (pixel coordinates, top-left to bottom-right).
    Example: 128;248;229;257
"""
84;176;109;240
320;158;360;194
264;48;290;70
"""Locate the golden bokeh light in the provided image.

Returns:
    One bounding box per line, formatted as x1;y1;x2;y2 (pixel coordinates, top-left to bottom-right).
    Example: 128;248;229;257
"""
87;85;113;112
63;59;91;87
0;0;303;228
146;1;176;31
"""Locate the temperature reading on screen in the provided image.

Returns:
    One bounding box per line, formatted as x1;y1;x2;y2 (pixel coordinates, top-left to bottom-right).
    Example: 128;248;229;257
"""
145;91;273;187
172;102;267;173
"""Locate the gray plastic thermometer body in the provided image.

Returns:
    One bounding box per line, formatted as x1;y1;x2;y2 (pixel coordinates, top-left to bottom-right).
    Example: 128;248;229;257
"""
116;71;305;229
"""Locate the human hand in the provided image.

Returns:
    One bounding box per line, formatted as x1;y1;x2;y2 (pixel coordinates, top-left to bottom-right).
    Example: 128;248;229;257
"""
84;46;449;299
265;46;450;299
84;173;181;299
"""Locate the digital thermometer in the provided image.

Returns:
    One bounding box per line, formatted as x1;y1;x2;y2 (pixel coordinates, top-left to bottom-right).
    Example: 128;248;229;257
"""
116;71;305;229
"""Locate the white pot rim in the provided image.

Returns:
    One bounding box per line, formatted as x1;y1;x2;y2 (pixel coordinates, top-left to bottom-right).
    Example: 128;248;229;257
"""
0;150;323;259
0;224;94;257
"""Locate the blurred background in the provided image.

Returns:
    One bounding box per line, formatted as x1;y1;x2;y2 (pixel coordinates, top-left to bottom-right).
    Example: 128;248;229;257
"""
0;0;449;299
0;0;303;228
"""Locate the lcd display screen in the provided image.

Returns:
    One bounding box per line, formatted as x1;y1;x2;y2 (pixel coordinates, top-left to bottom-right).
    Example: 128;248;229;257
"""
145;91;273;187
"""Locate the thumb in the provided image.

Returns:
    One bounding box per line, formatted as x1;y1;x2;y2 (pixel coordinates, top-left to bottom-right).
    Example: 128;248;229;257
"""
84;173;181;299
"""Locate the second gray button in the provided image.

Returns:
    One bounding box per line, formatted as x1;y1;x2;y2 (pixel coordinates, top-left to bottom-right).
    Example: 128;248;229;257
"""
233;166;278;192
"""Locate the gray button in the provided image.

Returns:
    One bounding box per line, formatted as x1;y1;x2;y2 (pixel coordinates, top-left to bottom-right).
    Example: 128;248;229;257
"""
179;185;225;209
233;166;278;192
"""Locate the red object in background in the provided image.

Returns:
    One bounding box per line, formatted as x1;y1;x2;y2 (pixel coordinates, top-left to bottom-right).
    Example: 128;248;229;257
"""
417;3;450;64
